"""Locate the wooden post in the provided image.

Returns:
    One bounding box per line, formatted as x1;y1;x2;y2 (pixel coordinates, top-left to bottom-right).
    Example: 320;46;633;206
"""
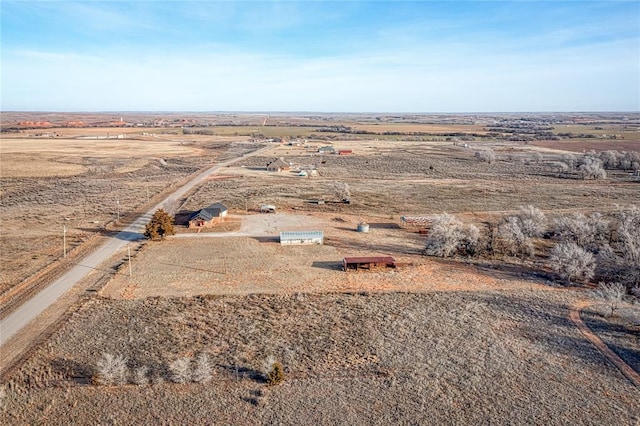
63;225;67;258
128;244;132;277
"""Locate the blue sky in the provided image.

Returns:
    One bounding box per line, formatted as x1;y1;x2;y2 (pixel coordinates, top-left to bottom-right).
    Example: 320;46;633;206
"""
1;1;639;112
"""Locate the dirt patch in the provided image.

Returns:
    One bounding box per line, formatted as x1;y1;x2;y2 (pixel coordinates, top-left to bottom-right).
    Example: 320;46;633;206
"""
102;210;547;300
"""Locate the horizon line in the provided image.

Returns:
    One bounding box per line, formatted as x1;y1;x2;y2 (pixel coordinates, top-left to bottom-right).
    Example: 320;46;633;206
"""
2;110;639;115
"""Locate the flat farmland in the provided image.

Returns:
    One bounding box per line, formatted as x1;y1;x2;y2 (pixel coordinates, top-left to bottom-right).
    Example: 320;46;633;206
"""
349;123;489;134
2;113;639;425
183;140;639;218
101;211;518;299
531;139;640;153
0;130;246;296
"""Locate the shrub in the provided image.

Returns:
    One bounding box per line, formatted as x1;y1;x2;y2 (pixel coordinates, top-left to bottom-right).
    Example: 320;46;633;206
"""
193;353;212;384
593;282;626;317
548;242;596;284
0;385;6;410
132;366;149;386
474;149;496;164
169;357;192;384
530;152;543;163
266;362;285;386
95;353;128;386
144;208;176;241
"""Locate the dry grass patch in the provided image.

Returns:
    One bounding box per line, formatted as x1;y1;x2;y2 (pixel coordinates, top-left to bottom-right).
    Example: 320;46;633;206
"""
1;291;638;424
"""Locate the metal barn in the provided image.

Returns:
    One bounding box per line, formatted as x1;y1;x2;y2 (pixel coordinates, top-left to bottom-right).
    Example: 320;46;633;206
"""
280;231;324;246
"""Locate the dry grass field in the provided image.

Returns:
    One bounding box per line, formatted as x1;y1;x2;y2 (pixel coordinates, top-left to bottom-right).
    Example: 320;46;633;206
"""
1;113;639;424
1;290;638;425
0;130;247;296
184;139;639;218
100;224;502;299
531;139;640;153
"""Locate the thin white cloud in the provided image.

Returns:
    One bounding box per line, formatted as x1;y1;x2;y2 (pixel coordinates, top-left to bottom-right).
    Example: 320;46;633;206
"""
3;33;637;112
2;1;638;112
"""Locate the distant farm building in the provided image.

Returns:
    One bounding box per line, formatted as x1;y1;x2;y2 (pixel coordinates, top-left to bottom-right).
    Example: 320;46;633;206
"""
266;158;291;172
318;146;336;154
280;231;324;246
338;150;353;155
343;256;396;272
188;203;228;228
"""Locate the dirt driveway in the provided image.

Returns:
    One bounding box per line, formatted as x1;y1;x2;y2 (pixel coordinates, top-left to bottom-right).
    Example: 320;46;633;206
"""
174;213;332;238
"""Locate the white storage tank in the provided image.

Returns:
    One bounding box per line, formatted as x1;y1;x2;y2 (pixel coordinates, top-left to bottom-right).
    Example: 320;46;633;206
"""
356;222;370;233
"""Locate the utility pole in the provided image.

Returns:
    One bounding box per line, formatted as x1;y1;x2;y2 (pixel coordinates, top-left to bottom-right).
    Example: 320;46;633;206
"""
117;199;120;223
127;244;132;277
63;225;67;258
146;184;150;202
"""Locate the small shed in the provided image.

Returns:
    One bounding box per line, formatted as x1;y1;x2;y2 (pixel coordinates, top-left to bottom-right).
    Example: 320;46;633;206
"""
343;256;396;272
266;158;290;172
261;204;277;213
280;231;323;246
338;150;353;155
188;203;228;228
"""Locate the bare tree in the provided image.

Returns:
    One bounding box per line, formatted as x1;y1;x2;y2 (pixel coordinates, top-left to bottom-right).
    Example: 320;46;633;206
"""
617;206;640;268
599;150;620;170
553;213;609;250
330;182;351;203
475;149;496;164
578;156;606;180
169;357;192;384
497;217;534;258
548;242;596;284
599;206;640;287
531;152;543;163
95;353;128;386
517;205;546;238
561;153;576;170
551;161;570;177
424;214;479;257
593;282;626;317
193;353;212;384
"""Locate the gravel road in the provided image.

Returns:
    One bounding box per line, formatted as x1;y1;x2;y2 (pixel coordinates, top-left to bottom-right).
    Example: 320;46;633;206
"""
0;145;268;347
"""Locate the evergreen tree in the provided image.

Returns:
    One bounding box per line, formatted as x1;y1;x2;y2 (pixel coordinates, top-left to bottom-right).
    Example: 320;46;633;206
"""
144;208;175;240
